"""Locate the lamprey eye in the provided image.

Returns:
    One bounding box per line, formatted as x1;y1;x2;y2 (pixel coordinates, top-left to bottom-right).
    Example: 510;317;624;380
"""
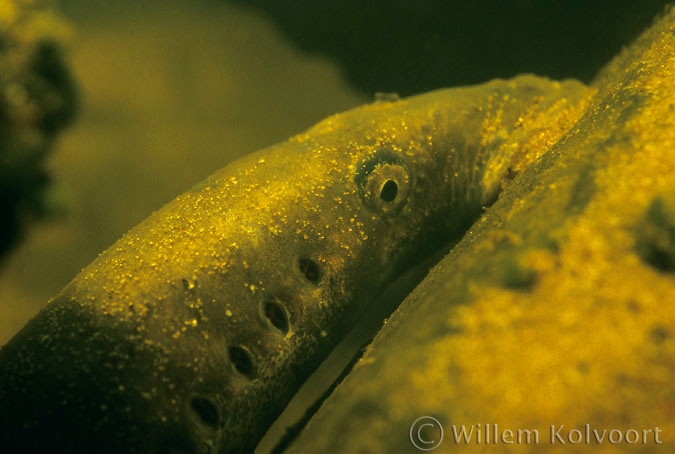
379;179;399;202
356;150;411;215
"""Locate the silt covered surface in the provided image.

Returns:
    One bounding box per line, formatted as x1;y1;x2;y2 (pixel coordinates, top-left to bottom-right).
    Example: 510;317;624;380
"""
288;6;675;453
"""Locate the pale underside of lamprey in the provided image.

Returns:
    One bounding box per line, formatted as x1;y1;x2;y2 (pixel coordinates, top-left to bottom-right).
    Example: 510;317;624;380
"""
0;75;590;453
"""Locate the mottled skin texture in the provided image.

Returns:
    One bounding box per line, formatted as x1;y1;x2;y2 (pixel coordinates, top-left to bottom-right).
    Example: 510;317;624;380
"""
0;75;588;452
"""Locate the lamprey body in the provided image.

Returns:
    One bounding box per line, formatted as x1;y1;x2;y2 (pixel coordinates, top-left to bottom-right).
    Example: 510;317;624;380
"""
0;75;589;453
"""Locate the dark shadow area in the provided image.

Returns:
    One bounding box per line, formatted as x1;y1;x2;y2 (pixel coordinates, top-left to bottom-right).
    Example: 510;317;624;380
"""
230;0;669;95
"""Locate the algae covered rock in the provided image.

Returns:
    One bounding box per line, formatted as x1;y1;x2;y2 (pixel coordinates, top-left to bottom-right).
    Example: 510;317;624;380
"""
0;0;76;259
287;6;675;454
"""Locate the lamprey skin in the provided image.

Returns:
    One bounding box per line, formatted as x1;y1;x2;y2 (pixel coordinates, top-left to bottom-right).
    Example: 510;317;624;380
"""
0;75;589;453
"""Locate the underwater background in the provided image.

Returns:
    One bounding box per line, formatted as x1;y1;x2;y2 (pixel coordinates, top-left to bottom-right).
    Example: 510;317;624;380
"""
1;0;668;344
0;0;672;451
